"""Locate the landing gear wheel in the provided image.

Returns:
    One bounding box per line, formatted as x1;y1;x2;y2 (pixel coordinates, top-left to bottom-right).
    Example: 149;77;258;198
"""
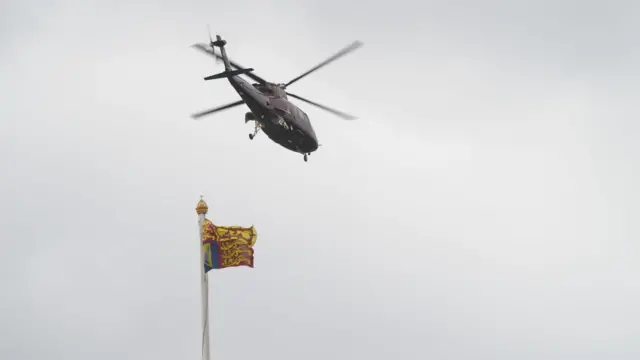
249;133;254;140
304;154;308;162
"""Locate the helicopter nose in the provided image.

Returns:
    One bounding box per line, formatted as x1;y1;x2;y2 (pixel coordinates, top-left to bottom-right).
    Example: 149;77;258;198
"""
306;130;319;152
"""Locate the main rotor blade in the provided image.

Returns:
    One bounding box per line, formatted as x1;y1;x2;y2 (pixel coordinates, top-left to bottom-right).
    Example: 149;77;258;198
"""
286;92;357;120
192;43;268;84
283;41;363;88
191;99;245;119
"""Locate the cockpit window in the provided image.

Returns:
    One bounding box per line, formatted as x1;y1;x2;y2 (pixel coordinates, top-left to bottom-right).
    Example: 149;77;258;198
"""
298;109;309;122
271;98;289;112
291;106;310;125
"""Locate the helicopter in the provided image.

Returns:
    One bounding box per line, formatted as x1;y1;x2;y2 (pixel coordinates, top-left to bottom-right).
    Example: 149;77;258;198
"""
191;33;363;162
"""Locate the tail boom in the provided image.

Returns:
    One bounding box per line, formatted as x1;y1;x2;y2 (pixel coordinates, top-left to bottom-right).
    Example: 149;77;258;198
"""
213;35;232;71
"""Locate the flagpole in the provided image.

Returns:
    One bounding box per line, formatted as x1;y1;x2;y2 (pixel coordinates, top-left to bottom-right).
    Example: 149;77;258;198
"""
196;196;211;360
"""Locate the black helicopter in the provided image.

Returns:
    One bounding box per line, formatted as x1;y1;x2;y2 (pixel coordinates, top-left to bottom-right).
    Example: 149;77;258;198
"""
191;33;363;162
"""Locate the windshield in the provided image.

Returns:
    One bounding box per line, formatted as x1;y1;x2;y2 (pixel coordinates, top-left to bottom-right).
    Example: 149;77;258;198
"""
271;98;290;112
291;106;310;126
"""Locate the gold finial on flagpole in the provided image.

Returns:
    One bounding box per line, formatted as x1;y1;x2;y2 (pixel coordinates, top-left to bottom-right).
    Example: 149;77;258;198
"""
196;195;208;215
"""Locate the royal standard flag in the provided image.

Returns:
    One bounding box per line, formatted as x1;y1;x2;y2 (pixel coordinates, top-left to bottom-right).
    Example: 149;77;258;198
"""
202;218;257;272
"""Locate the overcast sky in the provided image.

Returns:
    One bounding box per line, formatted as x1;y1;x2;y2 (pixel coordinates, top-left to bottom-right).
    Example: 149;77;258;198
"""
2;0;640;359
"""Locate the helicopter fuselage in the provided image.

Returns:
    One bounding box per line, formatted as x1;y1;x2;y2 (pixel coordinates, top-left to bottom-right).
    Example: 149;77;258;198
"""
227;75;319;155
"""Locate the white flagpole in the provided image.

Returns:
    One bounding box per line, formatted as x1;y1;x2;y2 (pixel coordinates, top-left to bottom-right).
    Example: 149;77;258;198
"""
196;196;211;360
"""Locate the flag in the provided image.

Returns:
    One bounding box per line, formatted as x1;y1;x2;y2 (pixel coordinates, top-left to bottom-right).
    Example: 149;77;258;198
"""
202;218;257;272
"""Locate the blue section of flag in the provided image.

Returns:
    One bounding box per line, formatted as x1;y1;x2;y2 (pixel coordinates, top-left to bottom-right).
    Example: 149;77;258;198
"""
210;242;220;270
203;241;221;273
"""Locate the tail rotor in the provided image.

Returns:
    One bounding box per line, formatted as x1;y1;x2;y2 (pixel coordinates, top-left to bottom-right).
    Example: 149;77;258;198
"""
207;25;221;65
